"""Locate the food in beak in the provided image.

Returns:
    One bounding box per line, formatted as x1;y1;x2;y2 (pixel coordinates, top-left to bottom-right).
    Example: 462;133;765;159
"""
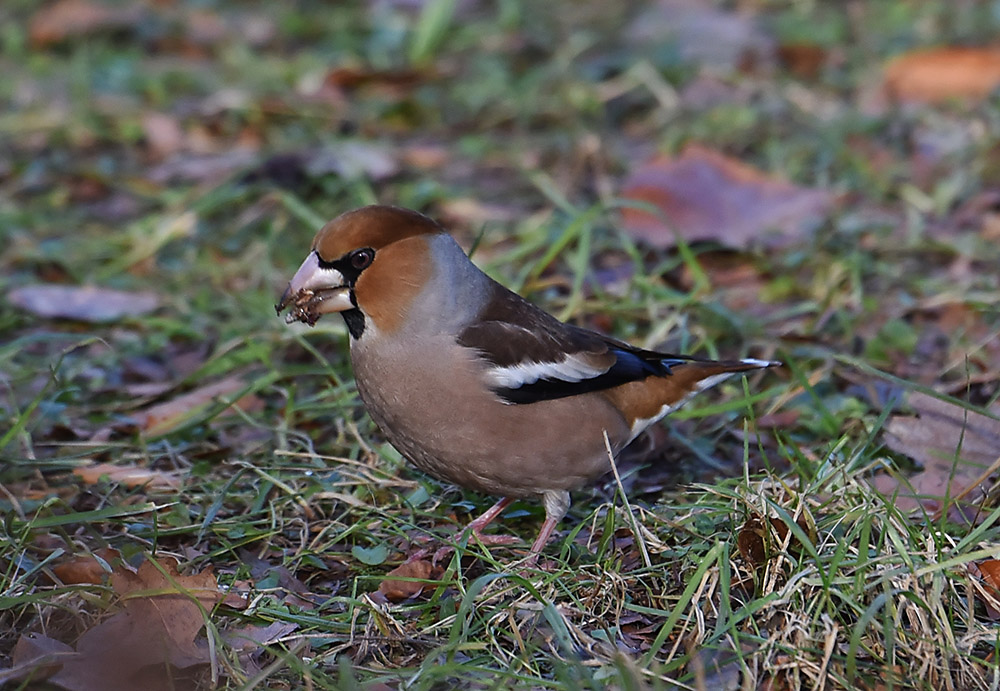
275;287;349;326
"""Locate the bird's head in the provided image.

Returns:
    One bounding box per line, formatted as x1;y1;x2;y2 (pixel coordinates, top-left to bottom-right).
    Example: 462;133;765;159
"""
275;205;449;339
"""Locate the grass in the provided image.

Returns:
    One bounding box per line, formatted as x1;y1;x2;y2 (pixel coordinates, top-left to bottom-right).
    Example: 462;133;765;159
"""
2;0;1000;688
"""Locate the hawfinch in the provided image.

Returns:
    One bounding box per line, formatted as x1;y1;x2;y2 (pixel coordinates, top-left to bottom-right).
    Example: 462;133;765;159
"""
277;205;779;563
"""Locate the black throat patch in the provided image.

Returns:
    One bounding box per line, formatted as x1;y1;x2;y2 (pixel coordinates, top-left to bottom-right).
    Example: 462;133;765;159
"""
341;308;365;339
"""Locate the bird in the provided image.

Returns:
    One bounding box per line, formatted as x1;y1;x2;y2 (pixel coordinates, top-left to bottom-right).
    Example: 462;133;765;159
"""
276;205;780;564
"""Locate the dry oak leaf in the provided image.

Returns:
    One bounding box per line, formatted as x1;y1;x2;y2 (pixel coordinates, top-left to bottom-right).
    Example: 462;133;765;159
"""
379;559;439;602
136;375;259;437
971;559;1000;620
884;47;1000;105
0;633;77;685
9;557;240;691
871;392;1000;518
73;461;183;491
51;547;121;586
7;284;160;322
620;145;832;249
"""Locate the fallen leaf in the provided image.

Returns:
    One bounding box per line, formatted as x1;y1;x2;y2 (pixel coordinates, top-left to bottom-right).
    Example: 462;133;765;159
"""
136;376;257;437
11;556;235;691
626;0;774;72
223;621;299;652
872;392;1000;519
736;516;768;570
7;285;160;322
352;543;389;566
51;547;121;585
884;47;1000;105
29;0;143;47
0;634;77;685
777;42;828;79
972;560;1000;620
379;560;438;602
108;557;224;647
73;462;183;491
620;145;833;249
221;620;299;679
769;514;817;557
324;65;426;92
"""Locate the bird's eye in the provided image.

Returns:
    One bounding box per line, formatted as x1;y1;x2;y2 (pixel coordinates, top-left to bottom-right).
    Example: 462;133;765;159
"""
351;248;374;270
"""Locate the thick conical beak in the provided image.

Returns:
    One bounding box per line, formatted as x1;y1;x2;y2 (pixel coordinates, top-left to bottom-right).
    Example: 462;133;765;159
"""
275;250;355;324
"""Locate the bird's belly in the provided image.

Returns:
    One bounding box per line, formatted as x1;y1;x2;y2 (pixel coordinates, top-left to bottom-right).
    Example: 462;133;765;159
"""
351;336;631;498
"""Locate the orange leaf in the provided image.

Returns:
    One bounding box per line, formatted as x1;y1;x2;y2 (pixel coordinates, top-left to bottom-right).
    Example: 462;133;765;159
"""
136;376;254;437
979;560;1000;591
51;548;121;586
73;462;183;491
379;560;438;602
883;47;1000;105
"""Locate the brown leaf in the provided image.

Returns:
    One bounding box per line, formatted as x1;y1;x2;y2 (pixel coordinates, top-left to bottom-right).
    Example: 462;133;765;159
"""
51;547;121;585
620;145;832;249
223;621;299;652
30;556;234;691
220;620;298;679
8;285;160;322
73;462;183;491
978;560;1000;591
884;47;1000;105
324;66;426;92
973;559;1000;620
108;557;223;656
872;392;1000;518
136;376;254;437
777;43;828;80
737;516;767;570
0;634;77;685
626;0;774;72
29;0;143;47
769;514;816;557
379;559;438;602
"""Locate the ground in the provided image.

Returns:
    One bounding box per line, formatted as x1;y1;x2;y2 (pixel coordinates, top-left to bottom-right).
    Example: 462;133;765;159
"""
2;1;1000;689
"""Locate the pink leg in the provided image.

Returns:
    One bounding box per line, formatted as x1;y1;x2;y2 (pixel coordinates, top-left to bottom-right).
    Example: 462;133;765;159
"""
432;497;520;562
466;496;515;534
523;490;571;567
524;516;560;566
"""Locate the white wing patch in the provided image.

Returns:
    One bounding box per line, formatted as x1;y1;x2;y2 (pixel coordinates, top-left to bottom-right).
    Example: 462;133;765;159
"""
739;357;781;368
486;352;609;390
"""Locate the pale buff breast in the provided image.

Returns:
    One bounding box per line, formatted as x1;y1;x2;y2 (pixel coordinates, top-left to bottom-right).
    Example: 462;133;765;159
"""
350;330;632;499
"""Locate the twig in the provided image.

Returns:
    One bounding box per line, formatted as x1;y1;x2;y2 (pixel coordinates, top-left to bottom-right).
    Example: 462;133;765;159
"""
603;430;652;569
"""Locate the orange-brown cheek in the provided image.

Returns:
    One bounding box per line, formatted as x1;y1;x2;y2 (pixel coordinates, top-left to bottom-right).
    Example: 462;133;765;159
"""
352;238;430;335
